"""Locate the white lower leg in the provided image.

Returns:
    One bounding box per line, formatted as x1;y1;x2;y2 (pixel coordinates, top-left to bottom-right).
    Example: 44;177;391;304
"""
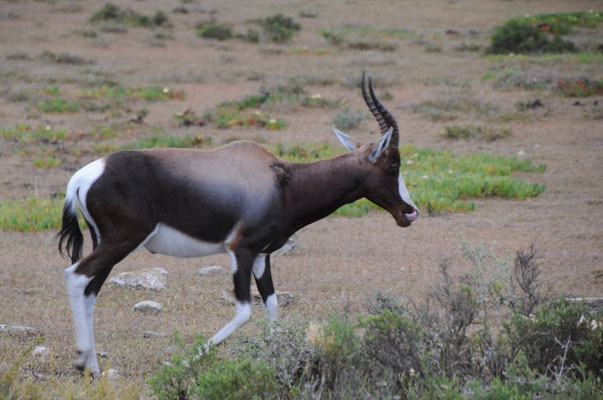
207;301;251;347
64;264;97;373
263;293;278;324
84;294;99;373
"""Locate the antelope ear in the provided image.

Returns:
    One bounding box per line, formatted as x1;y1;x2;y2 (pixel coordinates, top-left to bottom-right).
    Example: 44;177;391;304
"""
332;127;360;152
368;127;393;163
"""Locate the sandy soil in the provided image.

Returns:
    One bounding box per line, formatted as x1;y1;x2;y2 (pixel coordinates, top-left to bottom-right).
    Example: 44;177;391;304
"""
0;0;601;388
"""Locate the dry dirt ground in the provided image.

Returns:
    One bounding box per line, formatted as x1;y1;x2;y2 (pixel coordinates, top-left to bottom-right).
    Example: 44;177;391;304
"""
0;0;602;393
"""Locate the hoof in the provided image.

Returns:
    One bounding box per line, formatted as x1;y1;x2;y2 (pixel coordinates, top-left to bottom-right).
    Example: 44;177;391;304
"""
72;351;100;376
73;355;87;373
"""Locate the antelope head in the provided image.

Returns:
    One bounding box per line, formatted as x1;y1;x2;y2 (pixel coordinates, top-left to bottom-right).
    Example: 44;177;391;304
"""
333;73;419;227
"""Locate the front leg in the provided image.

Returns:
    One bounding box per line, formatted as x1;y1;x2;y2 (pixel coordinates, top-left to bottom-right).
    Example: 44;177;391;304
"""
253;254;278;323
208;248;254;345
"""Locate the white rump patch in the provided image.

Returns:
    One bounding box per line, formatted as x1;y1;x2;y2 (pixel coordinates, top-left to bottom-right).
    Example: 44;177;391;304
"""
143;223;226;258
67;158;105;243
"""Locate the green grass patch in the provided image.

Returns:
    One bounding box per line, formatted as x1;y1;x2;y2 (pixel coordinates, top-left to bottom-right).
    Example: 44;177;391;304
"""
341;24;412;39
80;85;185;101
442;125;512;141
36;98;80;113
33;156;62;169
0;196;67;232
412;97;500;121
556;77;603;97
1;124;68;143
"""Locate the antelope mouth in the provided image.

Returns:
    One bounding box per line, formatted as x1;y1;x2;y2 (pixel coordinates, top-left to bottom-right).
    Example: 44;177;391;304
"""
405;210;419;222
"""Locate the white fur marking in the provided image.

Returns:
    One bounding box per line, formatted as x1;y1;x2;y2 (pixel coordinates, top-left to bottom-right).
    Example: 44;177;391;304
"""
264;293;278;323
67;158;105;244
144;223;226;258
227;250;238;274
398;172;418;213
208;301;251;345
64;263;100;373
252;254;266;279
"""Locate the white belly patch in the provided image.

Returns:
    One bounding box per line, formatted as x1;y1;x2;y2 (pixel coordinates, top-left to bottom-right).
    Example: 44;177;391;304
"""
143;223;226;258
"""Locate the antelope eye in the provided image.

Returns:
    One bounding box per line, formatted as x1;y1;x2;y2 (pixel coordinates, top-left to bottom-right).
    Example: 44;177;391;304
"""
389;161;399;172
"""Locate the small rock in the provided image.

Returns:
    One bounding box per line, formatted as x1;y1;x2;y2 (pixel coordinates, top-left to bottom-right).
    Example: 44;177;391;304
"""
0;324;37;336
134;300;162;314
109;267;168;290
32;346;49;358
199;265;223;276
143;330;167;338
272;236;298;256
98;351;109;359
517;150;525;156
102;368;120;381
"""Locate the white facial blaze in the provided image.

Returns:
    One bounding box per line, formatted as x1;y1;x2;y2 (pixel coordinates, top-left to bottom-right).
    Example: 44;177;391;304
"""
398;172;418;212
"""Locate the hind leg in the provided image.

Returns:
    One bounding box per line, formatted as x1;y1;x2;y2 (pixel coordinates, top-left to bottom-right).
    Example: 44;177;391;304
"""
64;240;143;374
253;254;278;323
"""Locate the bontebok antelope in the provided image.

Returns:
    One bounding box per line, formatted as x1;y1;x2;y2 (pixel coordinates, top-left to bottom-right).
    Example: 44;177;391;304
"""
58;74;419;374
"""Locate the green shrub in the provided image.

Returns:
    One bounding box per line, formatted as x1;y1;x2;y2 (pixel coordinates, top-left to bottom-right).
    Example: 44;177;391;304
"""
149;334;278;400
516;11;602;35
331;106;366;130
90;2;121;22
486;19;576;54
262;14;300;42
149;242;603;399
320;29;344;46
90;3;169;28
197;23;233;40
504;297;603;376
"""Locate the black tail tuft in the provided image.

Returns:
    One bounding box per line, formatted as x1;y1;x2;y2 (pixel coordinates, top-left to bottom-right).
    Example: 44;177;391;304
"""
58;203;83;264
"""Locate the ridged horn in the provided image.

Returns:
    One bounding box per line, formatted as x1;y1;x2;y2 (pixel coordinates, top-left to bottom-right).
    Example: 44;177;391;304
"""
361;72;389;135
367;77;399;149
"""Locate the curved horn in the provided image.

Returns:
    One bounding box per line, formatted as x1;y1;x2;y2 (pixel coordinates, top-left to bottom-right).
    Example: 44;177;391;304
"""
368;77;399;149
361;73;389;134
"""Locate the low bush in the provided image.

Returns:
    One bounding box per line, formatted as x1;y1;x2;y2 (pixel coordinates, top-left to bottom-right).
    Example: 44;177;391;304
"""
486;19;576;55
196;23;233;40
90;3;169;28
331;106;367;130
515;11;602;35
262;14;300;42
150;243;603;399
